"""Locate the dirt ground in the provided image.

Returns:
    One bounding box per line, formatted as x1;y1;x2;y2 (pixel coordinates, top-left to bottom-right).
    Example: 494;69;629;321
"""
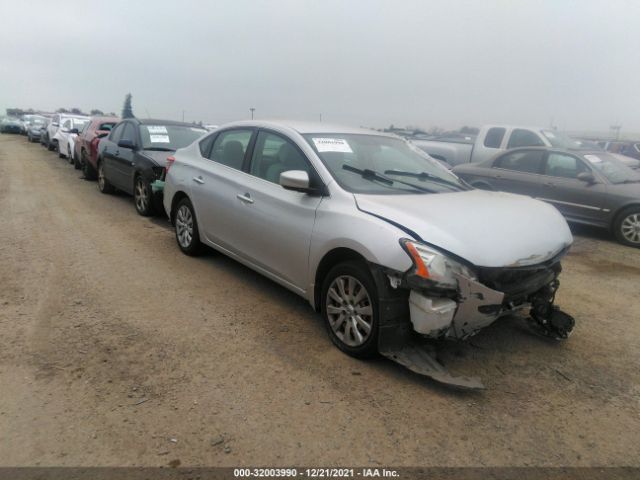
0;133;639;468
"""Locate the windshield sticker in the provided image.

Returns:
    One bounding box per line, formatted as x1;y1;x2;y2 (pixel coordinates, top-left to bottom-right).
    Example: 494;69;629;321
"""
313;137;353;153
584;154;602;164
150;134;170;143
544;131;556;138
191;127;205;132
147;126;168;134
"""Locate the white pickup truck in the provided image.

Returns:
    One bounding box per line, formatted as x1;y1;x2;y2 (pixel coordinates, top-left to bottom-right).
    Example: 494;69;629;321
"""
412;125;583;167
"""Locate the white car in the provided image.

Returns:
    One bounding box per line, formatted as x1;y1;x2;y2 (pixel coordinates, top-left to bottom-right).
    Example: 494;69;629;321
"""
46;113;89;154
162;120;576;389
53;116;90;160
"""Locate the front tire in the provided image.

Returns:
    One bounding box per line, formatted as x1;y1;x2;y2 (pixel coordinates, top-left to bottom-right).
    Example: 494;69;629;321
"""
174;198;203;256
134;175;155;216
614;207;640;247
321;261;379;358
68;145;75;164
97;161;115;194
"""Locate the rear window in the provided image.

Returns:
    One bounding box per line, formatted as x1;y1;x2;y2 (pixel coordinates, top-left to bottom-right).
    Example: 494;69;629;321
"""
484;127;505;148
507;129;545;148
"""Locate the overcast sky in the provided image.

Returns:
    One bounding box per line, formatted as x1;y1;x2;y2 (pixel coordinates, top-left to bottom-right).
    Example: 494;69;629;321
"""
1;0;639;133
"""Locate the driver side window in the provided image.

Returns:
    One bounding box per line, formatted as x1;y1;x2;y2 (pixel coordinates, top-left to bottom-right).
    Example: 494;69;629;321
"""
544;153;589;179
249;131;311;184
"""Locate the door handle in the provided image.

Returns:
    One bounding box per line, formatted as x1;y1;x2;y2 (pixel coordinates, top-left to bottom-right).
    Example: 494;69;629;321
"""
544;182;555;187
115;150;120;157
236;193;254;204
192;176;204;184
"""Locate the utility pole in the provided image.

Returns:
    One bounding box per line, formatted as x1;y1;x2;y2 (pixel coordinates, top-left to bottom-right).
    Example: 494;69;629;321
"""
610;124;622;140
182;110;185;122
249;107;255;120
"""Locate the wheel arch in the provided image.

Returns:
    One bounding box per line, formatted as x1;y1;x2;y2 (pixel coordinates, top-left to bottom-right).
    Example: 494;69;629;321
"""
611;202;640;230
313;247;368;312
169;190;190;225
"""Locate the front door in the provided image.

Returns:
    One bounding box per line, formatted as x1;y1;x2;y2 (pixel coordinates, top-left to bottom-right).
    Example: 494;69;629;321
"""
540;152;610;225
237;130;323;291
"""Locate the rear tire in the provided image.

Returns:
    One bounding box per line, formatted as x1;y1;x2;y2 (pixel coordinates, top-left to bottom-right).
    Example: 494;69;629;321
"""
321;260;380;358
613;207;640;248
82;151;96;180
174;197;203;256
134;175;155;216
97;161;115;194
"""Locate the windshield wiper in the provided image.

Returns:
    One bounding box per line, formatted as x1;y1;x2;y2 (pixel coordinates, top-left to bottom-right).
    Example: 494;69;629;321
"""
144;147;175;152
342;165;434;192
618;179;640;184
384;170;464;190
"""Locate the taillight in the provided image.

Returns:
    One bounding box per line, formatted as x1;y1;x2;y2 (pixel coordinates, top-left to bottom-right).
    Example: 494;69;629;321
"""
165;155;176;176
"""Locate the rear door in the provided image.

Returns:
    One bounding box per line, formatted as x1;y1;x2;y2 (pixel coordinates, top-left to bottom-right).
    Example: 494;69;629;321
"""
109;122;137;193
487;149;546;197
539;152;610;225
234;130;324;291
188;128;256;252
101;122;124;180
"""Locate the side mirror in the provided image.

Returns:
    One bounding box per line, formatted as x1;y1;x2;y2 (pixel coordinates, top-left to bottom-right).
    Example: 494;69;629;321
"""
69;128;79;135
577;172;596;184
118;139;136;150
280;170;313;193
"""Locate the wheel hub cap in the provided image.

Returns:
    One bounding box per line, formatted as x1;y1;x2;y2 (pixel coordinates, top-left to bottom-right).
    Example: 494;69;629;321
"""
326;275;373;347
175;206;194;248
621;213;640;244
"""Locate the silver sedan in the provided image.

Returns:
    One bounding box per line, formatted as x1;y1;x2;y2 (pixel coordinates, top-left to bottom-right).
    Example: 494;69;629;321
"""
163;120;575;388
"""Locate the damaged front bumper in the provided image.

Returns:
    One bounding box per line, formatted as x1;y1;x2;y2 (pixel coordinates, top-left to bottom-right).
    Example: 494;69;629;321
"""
407;259;573;341
377;255;575;390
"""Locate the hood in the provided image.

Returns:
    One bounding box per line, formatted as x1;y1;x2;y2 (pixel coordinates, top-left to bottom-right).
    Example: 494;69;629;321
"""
141;149;176;166
354;190;573;268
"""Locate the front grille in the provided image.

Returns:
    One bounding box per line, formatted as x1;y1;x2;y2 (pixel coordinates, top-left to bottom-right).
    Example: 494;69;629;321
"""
477;262;561;301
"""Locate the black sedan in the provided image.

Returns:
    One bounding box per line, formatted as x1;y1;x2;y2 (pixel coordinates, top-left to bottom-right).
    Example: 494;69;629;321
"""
452;147;640;247
97;118;207;215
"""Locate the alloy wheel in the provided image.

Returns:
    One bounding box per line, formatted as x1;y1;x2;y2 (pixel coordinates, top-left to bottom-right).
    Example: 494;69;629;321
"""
135;178;149;213
621;213;640;244
175;205;194;248
325;275;373;347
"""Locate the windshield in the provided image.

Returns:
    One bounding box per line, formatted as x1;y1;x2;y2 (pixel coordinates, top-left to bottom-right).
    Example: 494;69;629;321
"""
541;130;585;149
304;133;466;194
583;153;640;184
139;124;206;150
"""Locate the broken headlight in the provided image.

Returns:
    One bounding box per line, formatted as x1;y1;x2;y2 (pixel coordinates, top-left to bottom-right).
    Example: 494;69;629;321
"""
400;239;476;289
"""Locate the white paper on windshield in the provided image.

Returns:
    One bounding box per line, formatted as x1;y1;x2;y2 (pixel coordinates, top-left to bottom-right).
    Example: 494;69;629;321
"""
545;131;556;138
584;154;602;164
313;137;353;153
147;126;168;134
150;134;170;143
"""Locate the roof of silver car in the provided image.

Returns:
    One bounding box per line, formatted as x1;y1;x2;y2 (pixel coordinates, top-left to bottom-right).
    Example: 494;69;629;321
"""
222;119;394;136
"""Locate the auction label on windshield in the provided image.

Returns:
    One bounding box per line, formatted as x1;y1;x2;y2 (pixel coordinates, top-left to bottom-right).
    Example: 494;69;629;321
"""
313;137;353;153
147;125;168;134
150;134;170;143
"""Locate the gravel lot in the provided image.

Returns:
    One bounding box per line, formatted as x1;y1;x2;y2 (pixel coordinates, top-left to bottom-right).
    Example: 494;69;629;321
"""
1;133;639;467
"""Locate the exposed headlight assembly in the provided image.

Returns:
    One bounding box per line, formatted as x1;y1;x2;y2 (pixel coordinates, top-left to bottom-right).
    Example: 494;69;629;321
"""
400;239;475;289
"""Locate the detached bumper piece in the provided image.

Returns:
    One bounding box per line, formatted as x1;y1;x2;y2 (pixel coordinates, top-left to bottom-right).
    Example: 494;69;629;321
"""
529;281;575;339
380;340;485;390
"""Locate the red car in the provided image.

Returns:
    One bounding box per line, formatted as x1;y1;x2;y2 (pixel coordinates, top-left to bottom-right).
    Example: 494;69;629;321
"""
74;116;119;178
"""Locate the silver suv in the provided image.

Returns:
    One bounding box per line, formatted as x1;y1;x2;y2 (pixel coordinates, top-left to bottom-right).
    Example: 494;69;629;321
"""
163;120;575;388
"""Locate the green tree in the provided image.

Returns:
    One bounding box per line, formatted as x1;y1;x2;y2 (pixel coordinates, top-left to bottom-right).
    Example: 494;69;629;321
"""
121;93;134;119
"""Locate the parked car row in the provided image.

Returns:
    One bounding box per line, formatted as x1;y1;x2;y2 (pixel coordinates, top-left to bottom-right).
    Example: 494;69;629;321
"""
10;116;639;388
